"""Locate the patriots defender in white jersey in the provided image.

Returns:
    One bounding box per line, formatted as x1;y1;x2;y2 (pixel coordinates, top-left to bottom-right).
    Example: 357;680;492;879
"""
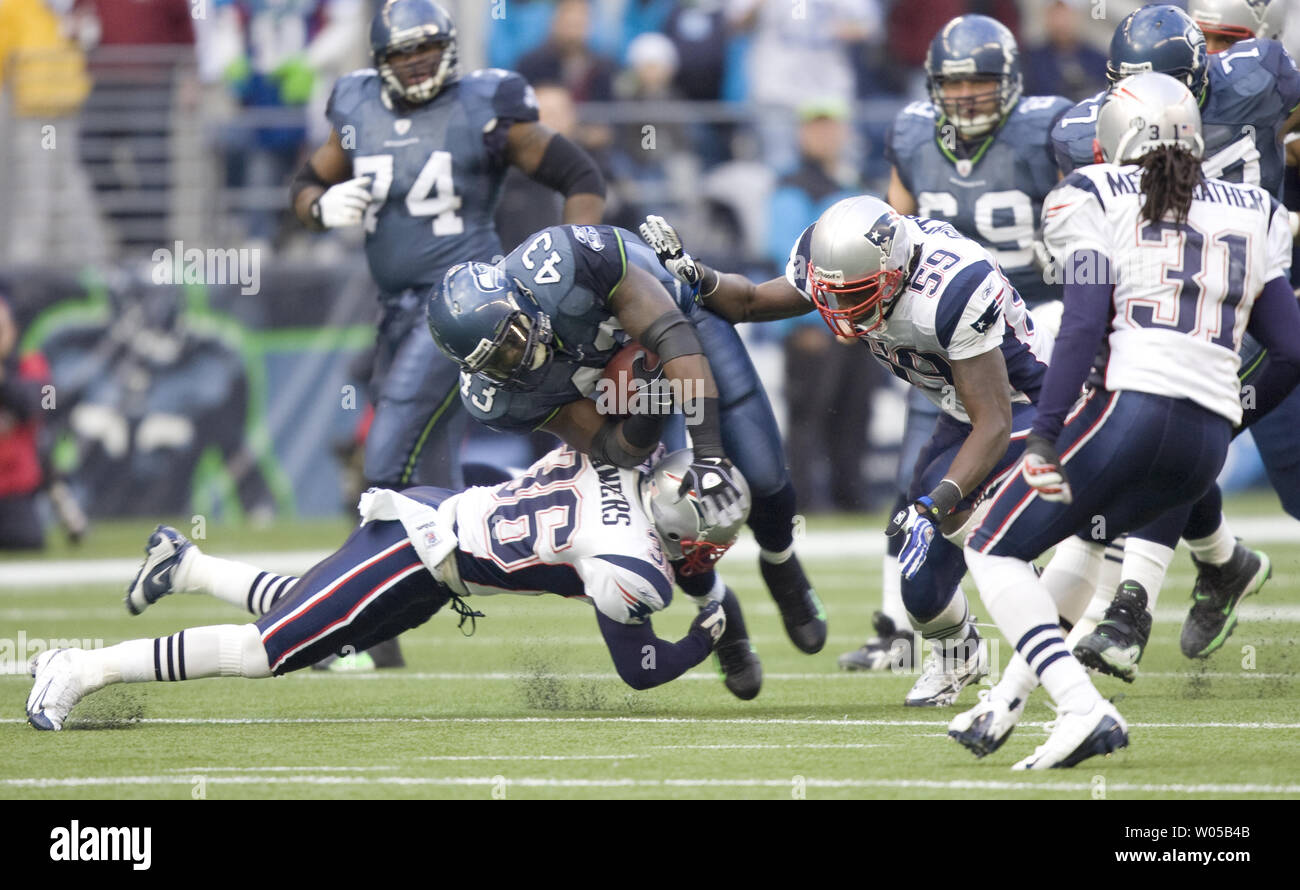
25;446;753;730
642;198;1052;707
953;73;1300;769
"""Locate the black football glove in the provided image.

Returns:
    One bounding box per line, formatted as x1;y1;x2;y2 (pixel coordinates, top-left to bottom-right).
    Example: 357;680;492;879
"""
690;600;727;647
678;456;749;528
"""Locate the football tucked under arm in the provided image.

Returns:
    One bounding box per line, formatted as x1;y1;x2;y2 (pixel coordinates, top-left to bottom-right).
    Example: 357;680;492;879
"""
595;342;667;418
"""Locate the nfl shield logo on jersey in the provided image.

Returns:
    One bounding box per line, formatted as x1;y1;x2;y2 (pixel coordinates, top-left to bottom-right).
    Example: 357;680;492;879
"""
394;119;411;135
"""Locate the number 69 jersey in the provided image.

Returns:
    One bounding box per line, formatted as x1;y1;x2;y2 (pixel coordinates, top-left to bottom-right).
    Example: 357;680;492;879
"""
442;446;676;625
786;217;1053;425
326;67;539;297
1042;167;1292;425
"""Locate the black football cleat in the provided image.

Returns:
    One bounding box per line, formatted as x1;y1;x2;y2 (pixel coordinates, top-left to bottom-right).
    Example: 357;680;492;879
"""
712;587;762;700
760;554;827;654
1181;545;1270;659
1073;581;1152;683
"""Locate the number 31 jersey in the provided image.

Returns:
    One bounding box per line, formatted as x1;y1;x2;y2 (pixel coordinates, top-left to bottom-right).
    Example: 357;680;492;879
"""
1042;166;1291;425
886;95;1072;306
442;445;675;625
786;217;1053;425
327;67;539;297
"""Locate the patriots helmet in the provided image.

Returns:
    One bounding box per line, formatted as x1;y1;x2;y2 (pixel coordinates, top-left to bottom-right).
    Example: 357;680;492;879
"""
1096;72;1205;164
640;449;751;575
807;196;914;337
1107;5;1209;100
429;262;555;391
1189;0;1273;47
370;0;458;105
925;15;1023;141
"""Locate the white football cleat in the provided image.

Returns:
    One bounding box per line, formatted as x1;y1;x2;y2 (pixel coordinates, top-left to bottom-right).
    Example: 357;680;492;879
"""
27;649;88;731
1012;698;1128;770
948;689;1026;757
904;632;988;707
125;525;193;615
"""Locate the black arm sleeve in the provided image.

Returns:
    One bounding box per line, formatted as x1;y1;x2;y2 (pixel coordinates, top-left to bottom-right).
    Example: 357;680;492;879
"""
1241;276;1300;427
595;611;713;690
530;132;605;198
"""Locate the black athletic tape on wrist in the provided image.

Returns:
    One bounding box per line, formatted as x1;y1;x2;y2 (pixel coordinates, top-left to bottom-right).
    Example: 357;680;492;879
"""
924;479;964;518
687;396;724;459
699;266;720;298
621;410;667;450
591;418;654;468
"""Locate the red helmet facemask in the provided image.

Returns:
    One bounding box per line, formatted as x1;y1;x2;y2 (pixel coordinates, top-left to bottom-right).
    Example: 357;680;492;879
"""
676;539;733;576
809;266;905;337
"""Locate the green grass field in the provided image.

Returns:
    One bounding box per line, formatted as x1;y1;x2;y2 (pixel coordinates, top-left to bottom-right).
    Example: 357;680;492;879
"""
3;497;1298;800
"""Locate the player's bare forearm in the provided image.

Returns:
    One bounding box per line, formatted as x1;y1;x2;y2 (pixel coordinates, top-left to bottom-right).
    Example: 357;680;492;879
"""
611;266;720;398
704;274;811;324
944;350;1013;499
887;166;918;215
561;192;604;224
540;398;665;466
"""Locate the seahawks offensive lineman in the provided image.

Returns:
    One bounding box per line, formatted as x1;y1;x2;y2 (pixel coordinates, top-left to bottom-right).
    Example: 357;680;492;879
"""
645;197;1053;707
952;73;1300;768
27;446;747;731
841;15;1070;672
427;224;827;696
291;0;604;496
1048;4;1300;679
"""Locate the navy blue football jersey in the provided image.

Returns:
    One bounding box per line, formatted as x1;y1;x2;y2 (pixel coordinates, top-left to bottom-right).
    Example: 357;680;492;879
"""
887;95;1072;306
326;67;540;297
459;225;694;432
1052;39;1300;196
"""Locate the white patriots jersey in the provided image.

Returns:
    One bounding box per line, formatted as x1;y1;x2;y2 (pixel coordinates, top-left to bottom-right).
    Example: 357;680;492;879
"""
440;446;675;625
786;216;1053;424
1042;166;1292;425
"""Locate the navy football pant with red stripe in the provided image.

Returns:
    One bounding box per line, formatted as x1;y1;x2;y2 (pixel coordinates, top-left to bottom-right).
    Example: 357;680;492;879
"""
254;506;453;675
969;390;1232;562
900;401;1035;623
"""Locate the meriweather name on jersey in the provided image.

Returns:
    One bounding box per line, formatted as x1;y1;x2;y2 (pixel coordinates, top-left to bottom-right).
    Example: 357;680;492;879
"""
785;217;1052;424
887;94;1072;305
327;66;540;296
1042;166;1292;425
1051;39;1300;195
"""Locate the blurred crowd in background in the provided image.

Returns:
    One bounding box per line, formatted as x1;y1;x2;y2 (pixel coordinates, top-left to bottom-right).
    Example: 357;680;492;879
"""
1;0;1293;544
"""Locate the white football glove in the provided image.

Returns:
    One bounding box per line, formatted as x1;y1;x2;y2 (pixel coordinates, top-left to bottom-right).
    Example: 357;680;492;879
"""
691;600;727;646
1022;434;1072;504
639;215;704;287
312;175;374;228
886;497;938;581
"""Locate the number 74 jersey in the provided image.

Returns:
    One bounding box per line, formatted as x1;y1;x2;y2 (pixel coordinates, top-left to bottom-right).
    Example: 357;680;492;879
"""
785;217;1053;425
1043;166;1292;425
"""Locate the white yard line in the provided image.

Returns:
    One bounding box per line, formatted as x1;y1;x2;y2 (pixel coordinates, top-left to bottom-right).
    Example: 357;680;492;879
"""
1;774;1296;794
3;715;1299;729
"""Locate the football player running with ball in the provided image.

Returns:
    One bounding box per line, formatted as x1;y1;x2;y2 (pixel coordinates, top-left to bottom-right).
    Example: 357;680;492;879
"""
26;446;747;731
952;73;1300;769
642;196;1054;709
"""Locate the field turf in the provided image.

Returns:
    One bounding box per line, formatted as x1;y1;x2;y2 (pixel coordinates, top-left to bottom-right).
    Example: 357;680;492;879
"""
2;496;1298;800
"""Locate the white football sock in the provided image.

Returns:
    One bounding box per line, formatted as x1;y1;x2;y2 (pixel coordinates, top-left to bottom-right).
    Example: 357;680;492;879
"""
991;653;1038;707
909;586;970;641
1185;516;1236;566
1121;537;1176;611
1040;536;1106;625
880;553;909;628
965;547;1101;715
81;625;270;686
179;549;298;616
1069;538;1124;642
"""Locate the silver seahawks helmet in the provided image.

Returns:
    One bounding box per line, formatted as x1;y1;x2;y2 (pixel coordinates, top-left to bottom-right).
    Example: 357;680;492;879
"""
1189;0;1273;44
807;196;913;337
639;450;750;575
1096;72;1205;164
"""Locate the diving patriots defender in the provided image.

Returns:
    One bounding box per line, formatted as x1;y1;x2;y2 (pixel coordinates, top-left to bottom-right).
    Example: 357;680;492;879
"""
429;224;824;680
841;15;1070;672
27;447;747;731
1048;4;1300;677
953;73;1300;769
290;0;604;496
644;197;1053;707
